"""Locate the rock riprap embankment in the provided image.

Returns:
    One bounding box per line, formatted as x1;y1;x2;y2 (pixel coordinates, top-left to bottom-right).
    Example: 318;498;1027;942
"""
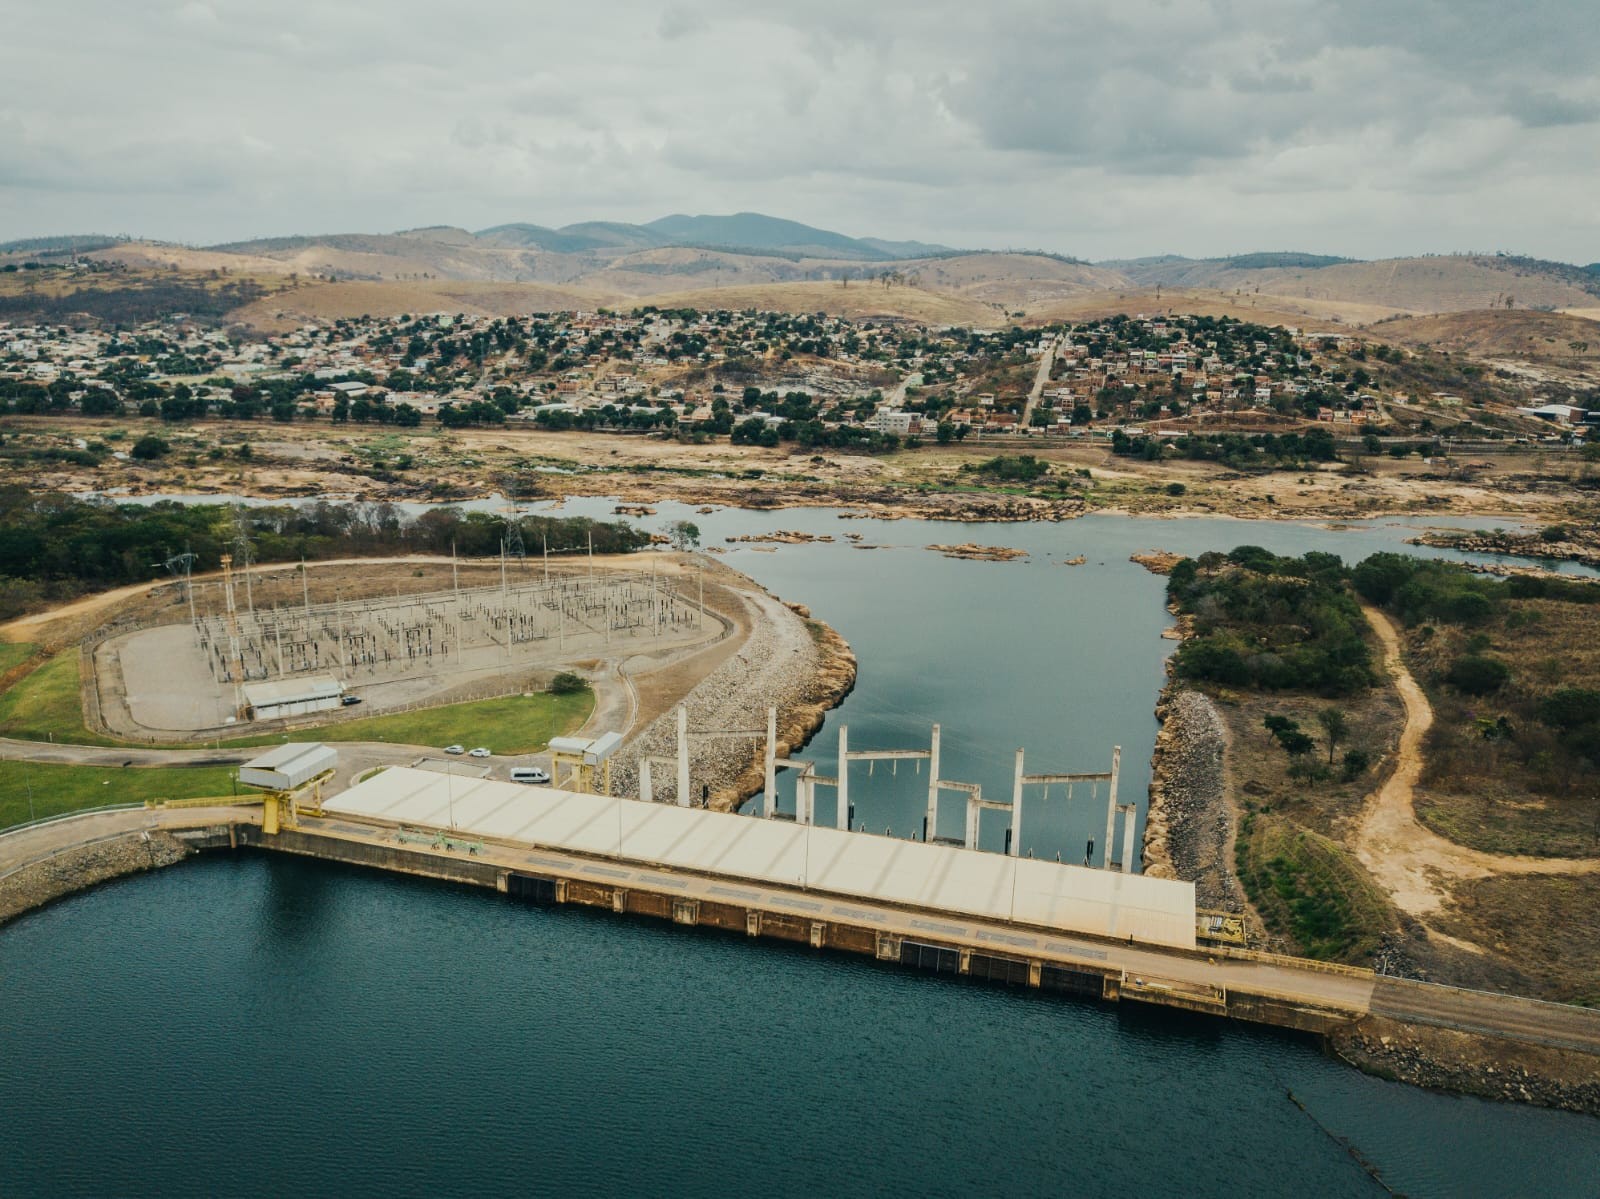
1144;686;1243;911
611;590;855;809
1;830;192;925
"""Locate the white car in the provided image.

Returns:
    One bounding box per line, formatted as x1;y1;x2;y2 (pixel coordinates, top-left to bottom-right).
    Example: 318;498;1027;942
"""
443;744;465;755
468;747;491;759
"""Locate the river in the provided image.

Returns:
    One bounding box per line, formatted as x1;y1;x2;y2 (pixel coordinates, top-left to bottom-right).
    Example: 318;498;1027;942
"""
5;503;1597;1195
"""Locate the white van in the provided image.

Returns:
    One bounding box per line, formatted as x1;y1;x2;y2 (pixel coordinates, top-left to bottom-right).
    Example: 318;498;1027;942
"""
509;767;551;785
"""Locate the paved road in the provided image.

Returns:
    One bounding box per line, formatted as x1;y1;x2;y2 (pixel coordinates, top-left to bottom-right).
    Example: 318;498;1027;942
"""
0;805;262;877
1371;976;1600;1055
1021;335;1062;428
0;735;566;795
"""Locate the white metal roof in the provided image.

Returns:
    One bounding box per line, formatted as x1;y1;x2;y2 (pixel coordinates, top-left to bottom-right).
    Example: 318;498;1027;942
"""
239;742;339;791
243;675;343;706
325;767;1196;949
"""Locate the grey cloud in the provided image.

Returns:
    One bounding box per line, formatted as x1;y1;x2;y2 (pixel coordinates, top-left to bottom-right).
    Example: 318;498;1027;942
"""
0;0;1594;260
1503;87;1600;129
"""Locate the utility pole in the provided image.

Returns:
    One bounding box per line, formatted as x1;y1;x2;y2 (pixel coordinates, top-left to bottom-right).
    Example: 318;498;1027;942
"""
220;553;242;715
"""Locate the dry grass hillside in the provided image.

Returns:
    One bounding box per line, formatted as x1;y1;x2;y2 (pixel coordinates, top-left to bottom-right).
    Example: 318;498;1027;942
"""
1368;309;1600;363
1229;257;1597;314
1025;287;1381;329
897;253;1128;310
90;241;294;276
636;280;1000;325
227;278;610;329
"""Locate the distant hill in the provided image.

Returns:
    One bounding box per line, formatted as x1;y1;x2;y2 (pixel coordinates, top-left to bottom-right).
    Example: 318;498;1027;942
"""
859;236;958;258
0;234;124;258
6;212;1586;327
1367;309;1600;365
644;212;892;259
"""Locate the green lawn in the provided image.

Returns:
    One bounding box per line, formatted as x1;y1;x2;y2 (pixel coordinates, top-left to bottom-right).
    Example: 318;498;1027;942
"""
0;642;40;676
306;690;593;754
0;760;241;829
0;648;592;754
0;649;119;746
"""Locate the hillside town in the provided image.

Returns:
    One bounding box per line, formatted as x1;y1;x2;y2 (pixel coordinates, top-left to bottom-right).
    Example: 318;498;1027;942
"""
3;307;1592;453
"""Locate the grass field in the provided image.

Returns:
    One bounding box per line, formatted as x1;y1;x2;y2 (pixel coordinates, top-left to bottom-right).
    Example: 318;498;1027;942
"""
1435;873;1600;1005
296;690;592;754
0;760;241;829
0;648;592;753
0;649;119;746
0;642;39;675
1235;811;1397;962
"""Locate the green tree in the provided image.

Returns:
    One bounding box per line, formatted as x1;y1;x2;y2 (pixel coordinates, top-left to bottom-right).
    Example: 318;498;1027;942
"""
1317;707;1349;764
667;520;701;551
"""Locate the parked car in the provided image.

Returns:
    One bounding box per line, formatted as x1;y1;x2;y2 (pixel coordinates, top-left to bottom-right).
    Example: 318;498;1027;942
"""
509;767;551;785
468;747;491;758
444;744;465;755
341;695;362;706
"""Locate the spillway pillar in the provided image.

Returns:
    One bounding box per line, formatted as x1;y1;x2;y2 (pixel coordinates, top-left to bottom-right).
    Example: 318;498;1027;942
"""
763;706;777;818
924;723;941;842
837;724;850;830
1010;747;1025;857
1103;745;1121;869
676;704;691;807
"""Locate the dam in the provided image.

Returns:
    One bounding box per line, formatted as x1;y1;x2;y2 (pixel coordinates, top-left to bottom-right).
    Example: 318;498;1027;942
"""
162;751;1384;1037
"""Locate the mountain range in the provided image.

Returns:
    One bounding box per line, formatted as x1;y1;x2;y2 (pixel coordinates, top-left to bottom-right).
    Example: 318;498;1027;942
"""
3;213;1598;332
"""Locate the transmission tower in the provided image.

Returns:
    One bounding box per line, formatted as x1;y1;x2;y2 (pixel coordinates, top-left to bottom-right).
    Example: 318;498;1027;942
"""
502;474;526;562
232;503;255;618
154;549;199;627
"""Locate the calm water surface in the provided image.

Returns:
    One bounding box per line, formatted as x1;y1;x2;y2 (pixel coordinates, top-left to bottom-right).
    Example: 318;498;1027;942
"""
3;855;1598;1198
7;505;1596;1195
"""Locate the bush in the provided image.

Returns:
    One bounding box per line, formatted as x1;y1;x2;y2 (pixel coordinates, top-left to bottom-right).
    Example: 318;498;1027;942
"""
130;435;169;460
1165;482;1187;496
1537;688;1600;731
970;454;1049;483
1445;655;1510;695
1340;748;1372;781
547;672;588;695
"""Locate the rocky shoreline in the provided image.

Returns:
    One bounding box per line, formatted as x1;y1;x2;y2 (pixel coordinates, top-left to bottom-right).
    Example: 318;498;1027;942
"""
1407;529;1600;571
1143;681;1243;912
609;589;857;810
1329;1016;1600;1118
0;830;193;926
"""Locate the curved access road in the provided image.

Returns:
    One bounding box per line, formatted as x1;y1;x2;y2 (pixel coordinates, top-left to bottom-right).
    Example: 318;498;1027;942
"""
1353;604;1599;919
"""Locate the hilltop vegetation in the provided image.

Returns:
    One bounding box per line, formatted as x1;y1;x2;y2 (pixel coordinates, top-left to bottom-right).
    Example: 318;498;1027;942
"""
1168;547;1375;695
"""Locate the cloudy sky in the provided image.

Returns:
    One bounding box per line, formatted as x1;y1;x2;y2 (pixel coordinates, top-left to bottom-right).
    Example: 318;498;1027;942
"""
3;0;1596;261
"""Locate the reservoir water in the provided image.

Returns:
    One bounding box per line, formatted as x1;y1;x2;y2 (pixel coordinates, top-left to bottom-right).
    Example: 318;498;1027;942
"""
5;506;1597;1195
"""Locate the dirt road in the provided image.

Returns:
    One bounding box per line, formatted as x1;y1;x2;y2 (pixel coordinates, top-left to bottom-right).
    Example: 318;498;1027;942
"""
1353;605;1598;919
